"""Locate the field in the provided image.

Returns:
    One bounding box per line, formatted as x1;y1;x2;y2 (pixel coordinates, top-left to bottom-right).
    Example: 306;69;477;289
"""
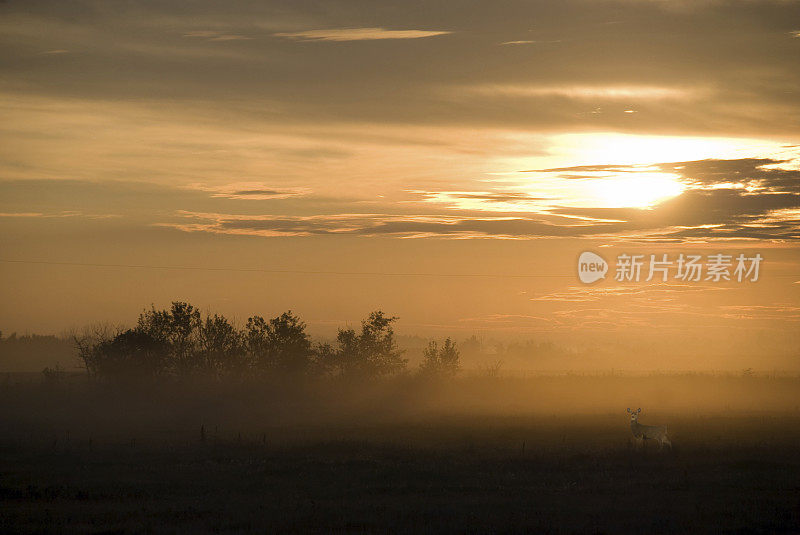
1;374;799;533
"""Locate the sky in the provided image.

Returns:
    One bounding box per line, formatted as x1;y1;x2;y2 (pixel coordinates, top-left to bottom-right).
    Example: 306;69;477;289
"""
1;0;799;368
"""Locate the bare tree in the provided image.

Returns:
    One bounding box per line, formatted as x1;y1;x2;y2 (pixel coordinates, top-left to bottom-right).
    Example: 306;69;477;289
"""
72;323;121;377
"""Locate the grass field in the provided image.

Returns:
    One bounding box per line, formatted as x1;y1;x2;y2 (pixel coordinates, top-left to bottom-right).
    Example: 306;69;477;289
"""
1;375;799;533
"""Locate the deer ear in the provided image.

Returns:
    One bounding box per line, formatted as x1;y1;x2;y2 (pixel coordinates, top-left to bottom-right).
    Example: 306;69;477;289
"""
637;408;641;413
627;408;631;413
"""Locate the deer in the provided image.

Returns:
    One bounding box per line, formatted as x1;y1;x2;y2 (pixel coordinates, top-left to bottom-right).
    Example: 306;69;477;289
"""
627;408;671;450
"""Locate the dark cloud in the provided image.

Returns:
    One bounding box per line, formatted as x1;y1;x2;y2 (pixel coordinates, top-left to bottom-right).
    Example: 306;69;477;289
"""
180;213;616;238
0;179;350;220
208;188;308;200
1;0;799;135
229;189;287;196
657;158;800;193
544;158;800;240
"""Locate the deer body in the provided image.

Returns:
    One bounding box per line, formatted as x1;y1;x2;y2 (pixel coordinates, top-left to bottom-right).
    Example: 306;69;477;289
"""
628;408;671;449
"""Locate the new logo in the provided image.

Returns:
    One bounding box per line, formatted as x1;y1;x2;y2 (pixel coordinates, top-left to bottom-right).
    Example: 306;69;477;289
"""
578;251;608;284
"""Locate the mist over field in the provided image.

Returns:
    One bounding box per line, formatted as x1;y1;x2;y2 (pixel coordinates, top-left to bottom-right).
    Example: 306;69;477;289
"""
1;301;799;532
3;316;799;375
3;369;800;533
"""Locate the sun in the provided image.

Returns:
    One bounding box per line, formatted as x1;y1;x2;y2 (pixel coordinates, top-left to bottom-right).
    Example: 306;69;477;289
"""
493;131;776;211
504;169;687;211
585;171;686;208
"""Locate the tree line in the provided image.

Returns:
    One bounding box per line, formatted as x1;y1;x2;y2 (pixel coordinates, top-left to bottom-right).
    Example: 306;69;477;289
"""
75;302;459;381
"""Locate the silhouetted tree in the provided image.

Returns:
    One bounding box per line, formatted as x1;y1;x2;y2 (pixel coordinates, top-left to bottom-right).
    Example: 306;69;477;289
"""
243;315;270;369
269;311;314;374
77;303;243;379
327;311;407;378
310;341;335;376
439;338;460;375
74;303;414;383
244;311;313;374
91;329;169;379
199;313;242;376
74;323;121;377
137;302;201;374
419;338;460;378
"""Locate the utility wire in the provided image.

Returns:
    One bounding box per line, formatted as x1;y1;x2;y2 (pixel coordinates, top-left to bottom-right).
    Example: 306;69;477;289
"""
0;259;574;279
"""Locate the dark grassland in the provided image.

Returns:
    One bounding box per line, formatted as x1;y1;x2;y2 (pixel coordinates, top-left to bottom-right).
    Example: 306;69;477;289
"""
1;374;800;533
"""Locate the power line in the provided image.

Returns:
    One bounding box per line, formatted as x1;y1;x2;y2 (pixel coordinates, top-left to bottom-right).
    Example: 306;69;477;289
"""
0;259;573;279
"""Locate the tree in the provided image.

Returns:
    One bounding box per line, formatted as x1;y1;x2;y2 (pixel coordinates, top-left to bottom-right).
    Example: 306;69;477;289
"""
326;311;407;378
137;302;201;374
74;323;121;377
419;338;460;378
310;341;335;376
198;314;242;376
91;329;169;380
438;338;460;376
244;311;313;374
74;303;412;382
243;315;270;369
76;304;246;379
267;311;314;374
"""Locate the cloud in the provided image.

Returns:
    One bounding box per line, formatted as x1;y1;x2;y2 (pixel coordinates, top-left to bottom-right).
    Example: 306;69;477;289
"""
189;183;309;200
183;30;253;41
418;191;548;203
535;158;800;241
413;190;552;212
463;84;696;100
3;0;800;137
3;158;800;242
456;314;555;331
529;284;732;302
0;179;325;227
273;27;451;42
432;157;800;241
160;211;593;239
0;210;118;219
0;212;47;218
654;159;799;192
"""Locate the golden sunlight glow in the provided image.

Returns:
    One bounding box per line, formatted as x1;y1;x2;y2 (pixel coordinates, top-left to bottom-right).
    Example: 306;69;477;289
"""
552;133;788;167
478;132;798;212
495;132;789;173
585;172;686;208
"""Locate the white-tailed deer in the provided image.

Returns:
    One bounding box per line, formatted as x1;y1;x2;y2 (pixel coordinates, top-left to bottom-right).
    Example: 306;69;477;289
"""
627;408;672;449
